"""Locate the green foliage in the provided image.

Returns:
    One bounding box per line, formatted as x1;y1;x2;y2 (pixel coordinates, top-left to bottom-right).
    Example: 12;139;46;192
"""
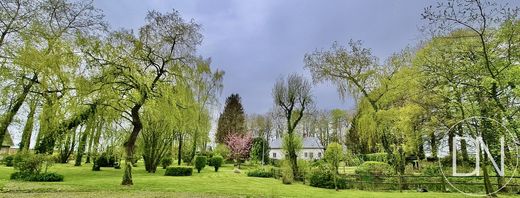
209;155;223;172
281;161;293;184
247;168;274;178
161;158;173;169
250;137;270;164
194;156;207;173
13;152;54;175
10;172;64;182
216;94;246;143
2;155;14;166
282;133;302;154
421;163;442;176
362;153;387;163
344;150;363;166
214;144;230;159
324;142;343;172
164;166;193;176
10;152;61;182
96;153;116;167
355;161;393;176
309;166;347;189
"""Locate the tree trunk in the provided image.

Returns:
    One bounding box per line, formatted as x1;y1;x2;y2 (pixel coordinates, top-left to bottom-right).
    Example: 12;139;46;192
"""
482;153;496;196
287;133;299;179
75;118;93;166
0;74;37;145
430;131;437;158
19;98;37;151
177;133;183;165
87;120;103;163
121;104;143;186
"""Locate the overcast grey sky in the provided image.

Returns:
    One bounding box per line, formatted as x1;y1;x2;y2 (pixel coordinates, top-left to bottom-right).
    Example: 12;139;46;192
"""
90;1;466;114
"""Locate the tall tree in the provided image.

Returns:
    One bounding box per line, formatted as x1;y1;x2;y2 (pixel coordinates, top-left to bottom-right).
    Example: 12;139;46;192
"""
272;73;313;178
82;10;202;185
216;93;246;143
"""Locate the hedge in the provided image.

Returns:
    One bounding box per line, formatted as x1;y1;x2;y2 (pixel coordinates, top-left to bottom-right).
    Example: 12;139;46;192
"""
247;168;274;178
10;172;64;182
164;166;193;176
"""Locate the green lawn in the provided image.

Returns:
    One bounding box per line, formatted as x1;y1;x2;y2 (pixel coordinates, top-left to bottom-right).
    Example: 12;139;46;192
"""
0;162;507;197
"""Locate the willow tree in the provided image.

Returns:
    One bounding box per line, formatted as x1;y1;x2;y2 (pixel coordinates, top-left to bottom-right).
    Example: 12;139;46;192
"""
82;10;202;185
305;40;404;157
421;0;520;194
0;0;104;151
272;73;313;178
188;59;223;161
140;93;176;173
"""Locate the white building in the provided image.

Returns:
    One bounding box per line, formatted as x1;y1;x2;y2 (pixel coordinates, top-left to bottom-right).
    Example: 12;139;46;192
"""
269;137;324;160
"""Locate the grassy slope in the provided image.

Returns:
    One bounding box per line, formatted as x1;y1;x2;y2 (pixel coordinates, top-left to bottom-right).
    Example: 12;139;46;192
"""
0;163;502;197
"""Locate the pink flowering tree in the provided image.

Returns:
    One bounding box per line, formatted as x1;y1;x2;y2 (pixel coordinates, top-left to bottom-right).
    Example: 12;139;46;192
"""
225;132;253;169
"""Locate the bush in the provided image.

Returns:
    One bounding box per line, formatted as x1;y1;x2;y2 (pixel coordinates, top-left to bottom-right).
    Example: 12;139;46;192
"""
247;168;274;178
362;153;387;163
13;152;54;175
165;166;193;176
3;155;14;167
161;158;173;169
281;162;293;184
194;156;207;173
10;172;64;182
96;153;116;167
421;163;442;176
344;150;363;166
215;144;230;159
209;155;223;172
92;161;101;171
309;166;347;189
355;161;393;176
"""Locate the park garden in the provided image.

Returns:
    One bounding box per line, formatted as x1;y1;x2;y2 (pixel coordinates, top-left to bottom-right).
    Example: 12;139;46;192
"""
1;0;520;197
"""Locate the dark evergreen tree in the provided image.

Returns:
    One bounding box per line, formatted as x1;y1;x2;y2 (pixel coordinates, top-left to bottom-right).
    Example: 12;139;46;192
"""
216;94;246;143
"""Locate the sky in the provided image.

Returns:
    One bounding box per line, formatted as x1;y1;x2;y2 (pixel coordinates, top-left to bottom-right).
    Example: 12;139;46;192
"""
92;0;438;115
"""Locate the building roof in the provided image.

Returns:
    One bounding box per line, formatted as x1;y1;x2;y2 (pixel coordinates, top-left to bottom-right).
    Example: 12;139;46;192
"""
269;137;323;149
2;131;14;147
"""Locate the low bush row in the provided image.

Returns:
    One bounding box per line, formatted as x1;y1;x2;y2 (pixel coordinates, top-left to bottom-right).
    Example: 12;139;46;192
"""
164;166;193;176
10;172;64;182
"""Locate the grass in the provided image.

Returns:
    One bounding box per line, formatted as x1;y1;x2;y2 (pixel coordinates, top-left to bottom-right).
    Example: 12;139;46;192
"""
0;162;511;197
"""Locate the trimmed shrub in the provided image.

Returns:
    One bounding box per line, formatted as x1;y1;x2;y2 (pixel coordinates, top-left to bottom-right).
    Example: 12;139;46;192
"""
194;156;207;173
10;172;64;182
3;155;14;167
165;166;193;176
209;155;224;172
247;168;274;178
362;153;387;163
309;167;347;189
92;160;101;171
355;161;393;176
161;158;173;169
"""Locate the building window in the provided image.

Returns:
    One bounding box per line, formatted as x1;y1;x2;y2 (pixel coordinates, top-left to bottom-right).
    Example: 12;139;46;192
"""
318;152;322;158
304;152;308;157
309;152;314;159
273;153;277;158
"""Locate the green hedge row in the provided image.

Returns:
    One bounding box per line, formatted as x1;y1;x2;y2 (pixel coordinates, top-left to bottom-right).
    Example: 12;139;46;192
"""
164;166;193;176
10;172;64;182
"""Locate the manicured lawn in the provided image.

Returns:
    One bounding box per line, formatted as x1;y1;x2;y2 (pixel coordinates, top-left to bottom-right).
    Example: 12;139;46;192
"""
0;162;509;197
